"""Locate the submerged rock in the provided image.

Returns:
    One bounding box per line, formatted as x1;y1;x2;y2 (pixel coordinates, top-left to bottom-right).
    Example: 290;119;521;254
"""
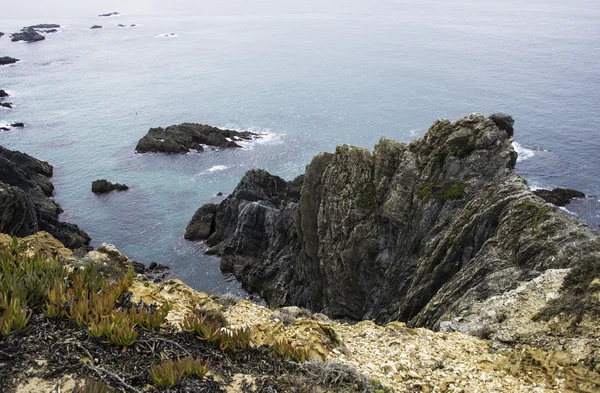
0;57;20;65
533;187;585;206
187;113;600;356
0;89;8;98
27;24;60;29
0;102;12;109
135;123;260;154
98;12;120;17
90;25;103;29
10;122;24;128
0;32;4;38
91;179;129;193
11;27;45;42
0;145;91;249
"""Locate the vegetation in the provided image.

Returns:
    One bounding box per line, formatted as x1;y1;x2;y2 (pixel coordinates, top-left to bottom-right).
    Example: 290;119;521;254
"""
419;182;467;204
272;338;311;362
149;356;210;388
183;309;252;352
1;237;170;346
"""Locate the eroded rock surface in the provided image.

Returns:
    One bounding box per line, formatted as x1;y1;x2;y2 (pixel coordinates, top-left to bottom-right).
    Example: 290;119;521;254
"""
187;113;600;356
0;146;90;249
135;123;260;154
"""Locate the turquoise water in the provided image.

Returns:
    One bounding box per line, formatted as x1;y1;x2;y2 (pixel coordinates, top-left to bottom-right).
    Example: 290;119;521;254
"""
2;0;599;295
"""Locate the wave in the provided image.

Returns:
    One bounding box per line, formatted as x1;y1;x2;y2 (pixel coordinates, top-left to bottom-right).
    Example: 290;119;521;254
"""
157;33;178;38
512;141;535;162
221;125;283;150
194;165;230;177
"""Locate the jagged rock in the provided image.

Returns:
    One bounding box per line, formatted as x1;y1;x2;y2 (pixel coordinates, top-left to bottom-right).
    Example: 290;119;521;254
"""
0;90;8;98
98;12;120;17
11;27;45;42
27;24;60;29
533;187;585;206
90;25;103;29
489;113;515;137
0;57;20;65
0;145;91;249
185;204;218;240
135;123;260;154
187;113;600;354
91;179;129;193
0;102;12;109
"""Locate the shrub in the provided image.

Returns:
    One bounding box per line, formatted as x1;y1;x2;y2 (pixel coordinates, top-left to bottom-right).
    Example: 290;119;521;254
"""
272;338;311;362
439;183;466;203
149;356;210;388
0;295;30;337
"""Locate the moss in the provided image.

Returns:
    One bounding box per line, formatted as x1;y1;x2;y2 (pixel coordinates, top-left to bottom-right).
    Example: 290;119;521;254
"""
532;205;550;229
439;183;467;203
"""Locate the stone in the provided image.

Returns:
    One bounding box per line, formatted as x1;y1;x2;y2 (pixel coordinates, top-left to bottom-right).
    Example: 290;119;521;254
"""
0;145;91;249
0;57;20;65
185;113;600;358
135;123;260;154
10;123;24;128
489;113;515;137
91;179;129;194
184;203;217;240
0;89;8;98
533;187;585;206
0;102;12;109
11;27;45;42
90;25;103;29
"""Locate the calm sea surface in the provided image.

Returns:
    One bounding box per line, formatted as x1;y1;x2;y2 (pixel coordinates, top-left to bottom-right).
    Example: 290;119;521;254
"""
2;0;599;295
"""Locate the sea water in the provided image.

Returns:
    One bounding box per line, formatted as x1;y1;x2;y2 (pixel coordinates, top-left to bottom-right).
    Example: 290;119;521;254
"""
1;0;599;296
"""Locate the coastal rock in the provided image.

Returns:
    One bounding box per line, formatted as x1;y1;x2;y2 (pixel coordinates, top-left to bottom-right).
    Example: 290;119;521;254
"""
0;145;91;249
91;179;129;193
188;113;600;354
118;24;126;27
185;204;217;240
98;12;120;17
0;32;4;38
11;27;45;42
27;24;60;29
0;102;12;109
90;25;103;29
10;122;24;127
0;90;8;98
135;123;260;154
533;187;585;206
0;57;20;65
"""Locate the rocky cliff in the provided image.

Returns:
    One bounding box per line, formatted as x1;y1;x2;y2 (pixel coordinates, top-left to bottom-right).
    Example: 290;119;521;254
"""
0;146;90;249
186;113;600;357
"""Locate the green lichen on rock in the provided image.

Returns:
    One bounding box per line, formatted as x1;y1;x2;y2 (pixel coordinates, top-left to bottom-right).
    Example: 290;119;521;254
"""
438;183;467;203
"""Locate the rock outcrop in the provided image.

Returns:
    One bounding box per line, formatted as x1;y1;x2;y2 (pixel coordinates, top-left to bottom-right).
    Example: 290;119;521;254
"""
11;27;45;42
98;12;120;17
90;25;102;29
533;187;585;206
27;24;60;29
91;179;129;193
135;123;260;154
0;32;4;38
0;146;90;249
0;102;12;109
186;113;600;355
0;57;20;66
0;90;8;98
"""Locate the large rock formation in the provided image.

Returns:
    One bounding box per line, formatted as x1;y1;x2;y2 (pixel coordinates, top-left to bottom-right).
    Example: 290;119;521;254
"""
186;113;600;352
11;27;45;42
0;146;90;249
135;123;260;153
533;187;585;206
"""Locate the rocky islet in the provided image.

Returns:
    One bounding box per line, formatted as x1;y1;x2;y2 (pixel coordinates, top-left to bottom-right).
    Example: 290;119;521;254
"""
135;122;261;153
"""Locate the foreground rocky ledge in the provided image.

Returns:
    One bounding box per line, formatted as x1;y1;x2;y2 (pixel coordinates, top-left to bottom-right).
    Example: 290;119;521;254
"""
2;232;598;392
186;113;600;364
135;123;260;153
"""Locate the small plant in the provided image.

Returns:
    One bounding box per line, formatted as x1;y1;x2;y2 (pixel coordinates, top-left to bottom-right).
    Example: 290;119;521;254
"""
272;338;310;362
149;356;210;388
183;313;252;352
439;183;467;203
0;295;31;337
76;378;110;393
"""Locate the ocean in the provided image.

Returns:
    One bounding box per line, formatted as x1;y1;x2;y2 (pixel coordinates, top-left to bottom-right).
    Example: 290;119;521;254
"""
2;0;599;296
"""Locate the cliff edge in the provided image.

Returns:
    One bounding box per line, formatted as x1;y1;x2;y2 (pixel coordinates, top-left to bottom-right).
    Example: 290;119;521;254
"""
186;113;600;363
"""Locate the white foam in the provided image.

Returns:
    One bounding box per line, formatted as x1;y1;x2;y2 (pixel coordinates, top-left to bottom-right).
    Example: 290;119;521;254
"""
559;206;578;216
207;165;228;172
513;141;535;162
221;125;282;150
157;33;178;38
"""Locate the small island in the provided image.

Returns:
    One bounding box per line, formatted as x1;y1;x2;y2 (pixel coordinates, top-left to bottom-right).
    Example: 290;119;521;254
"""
91;179;129;194
135;123;260;154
